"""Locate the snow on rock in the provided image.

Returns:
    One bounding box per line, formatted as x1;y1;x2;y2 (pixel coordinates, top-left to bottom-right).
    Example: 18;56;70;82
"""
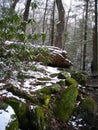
4;41;72;68
34;46;72;68
45;46;72;68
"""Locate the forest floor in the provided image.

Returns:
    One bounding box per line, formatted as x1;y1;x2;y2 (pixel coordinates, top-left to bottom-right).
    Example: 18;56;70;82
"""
86;76;98;108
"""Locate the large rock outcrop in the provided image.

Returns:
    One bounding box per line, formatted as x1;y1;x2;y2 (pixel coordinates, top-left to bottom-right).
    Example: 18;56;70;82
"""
34;46;72;68
4;41;72;68
48;46;72;68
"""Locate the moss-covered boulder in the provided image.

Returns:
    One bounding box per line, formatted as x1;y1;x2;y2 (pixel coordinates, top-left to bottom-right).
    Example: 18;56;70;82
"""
65;77;77;86
71;71;87;85
29;106;46;130
54;83;78;121
57;79;66;86
6;119;19;130
6;83;37;103
77;97;97;125
39;84;60;95
5;98;28;129
38;95;51;106
58;72;71;79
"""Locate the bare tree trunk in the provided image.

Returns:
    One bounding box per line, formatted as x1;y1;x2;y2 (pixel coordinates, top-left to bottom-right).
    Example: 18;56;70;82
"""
65;0;72;43
11;0;19;10
23;0;31;22
80;10;85;70
42;0;48;45
23;0;31;32
92;0;98;75
82;0;89;71
50;0;55;46
55;0;65;49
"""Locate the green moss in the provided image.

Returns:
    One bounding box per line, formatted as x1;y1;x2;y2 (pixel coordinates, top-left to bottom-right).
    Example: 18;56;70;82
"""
0;103;19;130
40;85;60;95
18;103;27;125
40;95;51;106
79;97;97;114
76;97;97;125
58;72;71;79
38;77;51;81
71;71;87;85
51;84;60;93
54;84;78;121
31;106;45;130
65;77;77;86
57;79;65;86
7;84;36;103
40;87;50;94
0;102;8;110
6;118;19;130
5;98;28;128
5;98;20;114
50;73;58;78
17;71;25;81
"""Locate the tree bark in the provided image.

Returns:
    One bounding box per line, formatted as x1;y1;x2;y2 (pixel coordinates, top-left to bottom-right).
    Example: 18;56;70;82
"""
23;0;31;22
50;0;55;46
42;0;49;44
82;0;89;71
92;0;98;75
55;0;65;49
23;0;31;32
65;0;72;44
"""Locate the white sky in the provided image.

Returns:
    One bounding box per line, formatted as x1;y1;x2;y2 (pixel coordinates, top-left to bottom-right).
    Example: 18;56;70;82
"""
16;0;76;15
63;0;75;7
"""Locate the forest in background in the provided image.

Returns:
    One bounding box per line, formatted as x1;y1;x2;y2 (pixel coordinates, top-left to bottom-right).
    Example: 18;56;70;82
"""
0;0;97;74
0;1;98;130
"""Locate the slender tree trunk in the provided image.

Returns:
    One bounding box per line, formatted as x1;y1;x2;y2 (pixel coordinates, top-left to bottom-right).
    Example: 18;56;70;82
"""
42;0;48;45
55;0;65;48
65;0;72;44
80;9;85;70
82;0;89;71
92;0;98;75
50;0;55;46
23;0;31;22
23;0;31;32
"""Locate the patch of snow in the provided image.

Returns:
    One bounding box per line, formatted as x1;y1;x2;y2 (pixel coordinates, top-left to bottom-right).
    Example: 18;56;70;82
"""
51;77;60;83
24;79;36;88
0;89;20;100
24;70;45;79
31;85;42;92
65;58;72;63
6;92;20;99
5;40;24;45
23;79;42;92
0;83;5;87
46;83;52;86
8;79;21;88
0;105;16;130
45;66;60;74
0;90;7;96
